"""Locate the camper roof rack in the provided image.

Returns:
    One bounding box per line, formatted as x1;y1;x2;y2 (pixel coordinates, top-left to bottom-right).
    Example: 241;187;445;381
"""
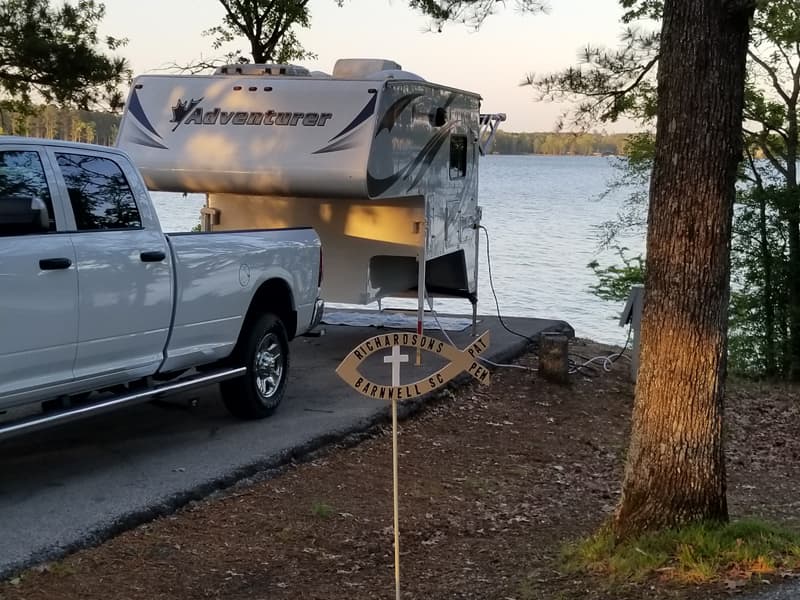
478;113;507;155
214;63;310;77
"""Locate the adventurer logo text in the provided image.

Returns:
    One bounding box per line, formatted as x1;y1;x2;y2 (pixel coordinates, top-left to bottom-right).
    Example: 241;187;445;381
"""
170;98;333;131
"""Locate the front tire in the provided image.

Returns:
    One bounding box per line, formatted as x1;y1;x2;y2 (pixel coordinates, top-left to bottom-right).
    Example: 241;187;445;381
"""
221;313;289;419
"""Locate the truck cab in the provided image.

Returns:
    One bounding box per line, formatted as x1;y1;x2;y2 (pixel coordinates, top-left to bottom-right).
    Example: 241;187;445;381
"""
0;137;323;438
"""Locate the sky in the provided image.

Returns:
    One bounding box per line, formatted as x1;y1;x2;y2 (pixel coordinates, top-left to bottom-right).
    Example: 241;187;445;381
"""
99;0;637;132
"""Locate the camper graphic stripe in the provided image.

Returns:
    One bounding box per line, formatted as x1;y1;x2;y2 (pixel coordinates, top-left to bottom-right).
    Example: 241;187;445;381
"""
326;94;377;143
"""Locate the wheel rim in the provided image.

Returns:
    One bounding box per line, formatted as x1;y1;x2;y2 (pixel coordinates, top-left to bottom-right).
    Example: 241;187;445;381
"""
253;332;284;402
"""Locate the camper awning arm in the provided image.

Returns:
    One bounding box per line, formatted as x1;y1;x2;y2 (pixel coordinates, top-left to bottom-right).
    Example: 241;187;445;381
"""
478;113;506;156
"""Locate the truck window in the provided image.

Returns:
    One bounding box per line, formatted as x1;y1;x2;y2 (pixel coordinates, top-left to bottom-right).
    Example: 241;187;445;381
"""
0;151;55;236
55;153;142;230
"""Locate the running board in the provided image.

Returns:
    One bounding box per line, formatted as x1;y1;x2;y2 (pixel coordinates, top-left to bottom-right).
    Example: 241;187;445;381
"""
0;367;246;442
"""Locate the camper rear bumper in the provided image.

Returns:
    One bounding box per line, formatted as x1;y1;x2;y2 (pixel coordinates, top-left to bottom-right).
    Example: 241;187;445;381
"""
309;299;325;332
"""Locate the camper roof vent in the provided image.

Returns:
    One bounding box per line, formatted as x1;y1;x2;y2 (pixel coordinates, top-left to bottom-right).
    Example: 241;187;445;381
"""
332;58;405;79
214;63;310;77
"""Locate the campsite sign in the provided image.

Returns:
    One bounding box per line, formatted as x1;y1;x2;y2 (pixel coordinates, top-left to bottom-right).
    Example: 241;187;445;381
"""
336;331;491;398
336;331;491;600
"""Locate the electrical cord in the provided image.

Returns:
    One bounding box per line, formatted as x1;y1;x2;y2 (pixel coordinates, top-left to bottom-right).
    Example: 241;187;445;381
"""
479;225;538;345
425;292;537;372
569;325;633;375
426;291;630;378
423;225;631;378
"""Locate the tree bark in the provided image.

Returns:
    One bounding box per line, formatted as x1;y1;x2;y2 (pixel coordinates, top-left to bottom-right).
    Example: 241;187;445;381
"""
612;0;755;539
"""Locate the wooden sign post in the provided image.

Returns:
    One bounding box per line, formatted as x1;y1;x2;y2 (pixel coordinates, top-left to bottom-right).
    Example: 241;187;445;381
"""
384;346;407;600
337;332;491;600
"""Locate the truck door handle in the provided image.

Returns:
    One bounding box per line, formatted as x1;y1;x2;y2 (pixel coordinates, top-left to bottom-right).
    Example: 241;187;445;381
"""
39;257;72;270
140;251;166;263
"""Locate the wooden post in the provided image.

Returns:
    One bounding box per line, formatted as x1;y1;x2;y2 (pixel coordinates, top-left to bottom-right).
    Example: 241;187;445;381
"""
539;333;569;384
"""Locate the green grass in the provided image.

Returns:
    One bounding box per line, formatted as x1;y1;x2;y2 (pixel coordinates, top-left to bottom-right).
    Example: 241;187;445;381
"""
310;501;334;519
563;520;800;584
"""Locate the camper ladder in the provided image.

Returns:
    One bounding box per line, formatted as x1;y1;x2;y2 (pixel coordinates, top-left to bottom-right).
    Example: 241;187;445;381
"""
478;113;507;155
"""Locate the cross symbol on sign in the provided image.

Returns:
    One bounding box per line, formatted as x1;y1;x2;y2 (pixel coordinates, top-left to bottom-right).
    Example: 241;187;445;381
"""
384;345;409;387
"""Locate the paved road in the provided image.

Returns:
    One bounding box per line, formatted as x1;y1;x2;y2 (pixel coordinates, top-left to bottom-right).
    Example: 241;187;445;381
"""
0;312;572;578
742;582;800;599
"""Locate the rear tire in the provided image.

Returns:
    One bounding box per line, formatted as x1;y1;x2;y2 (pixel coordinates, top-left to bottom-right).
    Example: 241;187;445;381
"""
221;313;289;419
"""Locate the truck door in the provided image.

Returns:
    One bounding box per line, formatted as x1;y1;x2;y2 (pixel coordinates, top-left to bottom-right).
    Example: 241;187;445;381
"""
52;149;172;379
0;147;78;403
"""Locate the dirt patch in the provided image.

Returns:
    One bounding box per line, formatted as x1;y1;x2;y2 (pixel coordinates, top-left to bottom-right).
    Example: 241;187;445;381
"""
1;339;799;600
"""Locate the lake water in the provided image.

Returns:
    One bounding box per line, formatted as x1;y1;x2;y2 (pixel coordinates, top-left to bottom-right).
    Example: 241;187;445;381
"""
150;155;645;344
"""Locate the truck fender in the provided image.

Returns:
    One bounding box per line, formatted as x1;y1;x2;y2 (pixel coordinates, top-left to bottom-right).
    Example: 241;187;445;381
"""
239;278;297;342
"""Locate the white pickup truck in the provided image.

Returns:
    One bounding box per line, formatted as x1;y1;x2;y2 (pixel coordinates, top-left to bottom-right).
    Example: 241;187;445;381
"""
0;137;323;438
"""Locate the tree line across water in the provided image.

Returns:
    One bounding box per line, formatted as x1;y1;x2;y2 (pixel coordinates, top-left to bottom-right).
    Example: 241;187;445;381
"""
487;130;629;155
0;106;119;146
0;106;631;157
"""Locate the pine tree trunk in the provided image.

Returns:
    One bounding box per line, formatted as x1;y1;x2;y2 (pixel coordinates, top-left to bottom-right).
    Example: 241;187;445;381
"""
787;215;800;380
748;157;778;378
758;190;777;378
785;99;799;380
612;0;755;540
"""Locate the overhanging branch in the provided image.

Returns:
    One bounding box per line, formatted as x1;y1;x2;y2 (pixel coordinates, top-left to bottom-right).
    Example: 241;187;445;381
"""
748;49;792;104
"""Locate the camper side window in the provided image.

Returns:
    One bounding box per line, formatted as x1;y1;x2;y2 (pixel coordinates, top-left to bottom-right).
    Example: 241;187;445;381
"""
449;135;467;179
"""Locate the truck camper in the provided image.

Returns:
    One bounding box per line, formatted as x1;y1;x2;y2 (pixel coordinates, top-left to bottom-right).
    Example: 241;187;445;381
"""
117;58;504;324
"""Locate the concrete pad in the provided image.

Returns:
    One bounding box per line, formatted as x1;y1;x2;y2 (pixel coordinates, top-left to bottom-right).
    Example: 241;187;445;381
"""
0;312;571;579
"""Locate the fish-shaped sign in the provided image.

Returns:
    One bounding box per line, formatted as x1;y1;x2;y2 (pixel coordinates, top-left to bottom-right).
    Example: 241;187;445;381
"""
336;331;491;401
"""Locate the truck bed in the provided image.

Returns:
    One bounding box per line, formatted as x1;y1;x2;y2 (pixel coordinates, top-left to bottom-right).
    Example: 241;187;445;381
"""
161;228;321;373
